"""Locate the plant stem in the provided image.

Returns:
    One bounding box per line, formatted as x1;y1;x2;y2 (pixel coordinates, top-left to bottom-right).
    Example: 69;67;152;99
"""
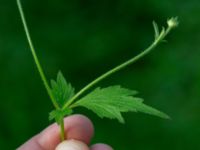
63;26;173;109
60;118;65;141
17;0;60;109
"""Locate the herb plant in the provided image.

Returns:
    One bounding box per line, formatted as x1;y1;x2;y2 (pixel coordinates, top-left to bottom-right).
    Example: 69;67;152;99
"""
17;0;178;142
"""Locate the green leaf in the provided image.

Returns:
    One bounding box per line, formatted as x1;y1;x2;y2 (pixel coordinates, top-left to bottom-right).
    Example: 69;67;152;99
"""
49;108;73;124
51;71;75;107
153;21;160;40
72;86;170;123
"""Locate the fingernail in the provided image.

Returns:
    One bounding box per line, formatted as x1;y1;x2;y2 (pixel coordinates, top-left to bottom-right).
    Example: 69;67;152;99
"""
55;139;89;150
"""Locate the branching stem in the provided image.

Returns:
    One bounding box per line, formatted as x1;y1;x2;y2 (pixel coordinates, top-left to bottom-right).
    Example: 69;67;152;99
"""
63;24;174;109
17;0;178;141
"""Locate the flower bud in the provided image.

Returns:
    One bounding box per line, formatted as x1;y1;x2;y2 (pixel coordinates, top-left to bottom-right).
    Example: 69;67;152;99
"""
167;17;179;28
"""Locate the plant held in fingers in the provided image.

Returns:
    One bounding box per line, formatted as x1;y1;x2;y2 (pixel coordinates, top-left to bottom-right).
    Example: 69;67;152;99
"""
17;0;178;142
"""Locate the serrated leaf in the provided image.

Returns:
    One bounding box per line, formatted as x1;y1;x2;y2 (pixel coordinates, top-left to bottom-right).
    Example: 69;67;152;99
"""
72;86;170;123
51;71;75;107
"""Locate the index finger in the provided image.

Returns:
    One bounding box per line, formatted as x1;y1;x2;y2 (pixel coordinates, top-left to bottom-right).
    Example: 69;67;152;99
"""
18;114;94;150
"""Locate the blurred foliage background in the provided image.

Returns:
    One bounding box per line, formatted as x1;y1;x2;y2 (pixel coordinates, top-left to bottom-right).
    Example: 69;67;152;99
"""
0;0;200;149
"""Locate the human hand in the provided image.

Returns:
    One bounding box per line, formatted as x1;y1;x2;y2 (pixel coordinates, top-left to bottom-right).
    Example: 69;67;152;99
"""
17;115;113;150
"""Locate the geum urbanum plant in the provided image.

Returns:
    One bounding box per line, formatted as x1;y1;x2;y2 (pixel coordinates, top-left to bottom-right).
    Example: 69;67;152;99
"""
17;0;178;141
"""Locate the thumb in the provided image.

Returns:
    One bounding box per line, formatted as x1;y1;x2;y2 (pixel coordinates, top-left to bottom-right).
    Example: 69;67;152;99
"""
55;139;89;150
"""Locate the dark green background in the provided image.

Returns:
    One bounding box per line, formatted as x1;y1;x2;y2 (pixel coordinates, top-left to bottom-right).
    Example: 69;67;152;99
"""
0;0;200;149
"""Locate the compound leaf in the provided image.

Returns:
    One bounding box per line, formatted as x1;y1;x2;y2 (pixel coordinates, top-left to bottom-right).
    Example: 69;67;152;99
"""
72;86;169;123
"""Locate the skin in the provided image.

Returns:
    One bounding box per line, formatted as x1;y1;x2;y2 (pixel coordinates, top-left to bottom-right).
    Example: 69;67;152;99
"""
17;114;113;150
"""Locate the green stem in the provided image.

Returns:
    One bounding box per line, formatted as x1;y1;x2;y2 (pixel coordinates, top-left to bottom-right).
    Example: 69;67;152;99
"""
60;118;65;141
63;26;172;109
17;0;60;110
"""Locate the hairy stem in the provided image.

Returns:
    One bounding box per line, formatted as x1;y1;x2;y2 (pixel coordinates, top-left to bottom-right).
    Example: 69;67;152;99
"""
17;0;59;109
63;25;173;109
